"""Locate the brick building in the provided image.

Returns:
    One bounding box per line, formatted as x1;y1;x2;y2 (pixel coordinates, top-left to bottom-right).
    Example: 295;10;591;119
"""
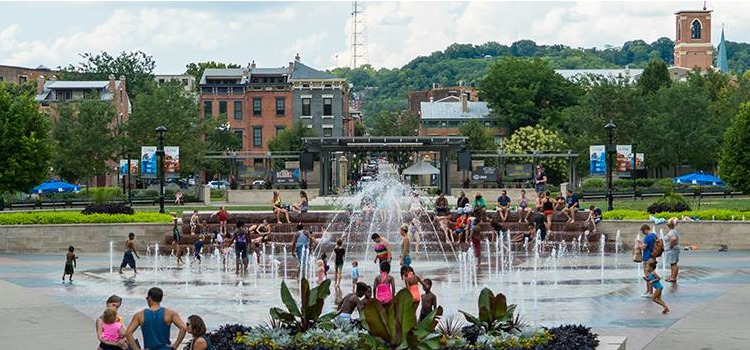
408;84;479;115
0;64;55;85
419;93;501;143
673;9;713;71
199;57;349;169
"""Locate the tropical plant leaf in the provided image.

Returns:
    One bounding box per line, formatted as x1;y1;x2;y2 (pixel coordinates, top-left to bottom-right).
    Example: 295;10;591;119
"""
459;310;483;327
491;293;508;321
269;307;296;324
477;288;493;323
362;299;392;342
279;280;301;317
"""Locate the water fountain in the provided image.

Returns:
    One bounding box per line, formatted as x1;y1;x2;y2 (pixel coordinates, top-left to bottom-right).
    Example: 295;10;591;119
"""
109;241;114;274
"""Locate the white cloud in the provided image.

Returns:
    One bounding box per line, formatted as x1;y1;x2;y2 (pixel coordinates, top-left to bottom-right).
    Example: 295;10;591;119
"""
1;1;749;73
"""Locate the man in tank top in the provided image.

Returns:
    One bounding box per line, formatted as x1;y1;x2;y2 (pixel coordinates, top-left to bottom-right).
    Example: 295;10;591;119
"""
125;287;187;350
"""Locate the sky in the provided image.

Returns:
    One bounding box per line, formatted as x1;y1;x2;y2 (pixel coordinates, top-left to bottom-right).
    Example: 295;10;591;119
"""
1;1;749;74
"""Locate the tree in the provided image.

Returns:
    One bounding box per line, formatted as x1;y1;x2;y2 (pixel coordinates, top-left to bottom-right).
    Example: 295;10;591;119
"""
52;101;117;183
501;126;569;185
124;81;203;176
460;120;497;151
719;103;750;193
267;122;318;170
59;51;157;97
184;61;242;91
0;83;53;195
637;59;671;95
199;117;242;181
481;57;580;132
367;111;420;136
642;83;715;171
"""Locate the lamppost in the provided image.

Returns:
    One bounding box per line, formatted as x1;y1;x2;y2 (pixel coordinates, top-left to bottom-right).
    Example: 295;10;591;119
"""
155;126;167;214
605;120;617;211
126;153;132;205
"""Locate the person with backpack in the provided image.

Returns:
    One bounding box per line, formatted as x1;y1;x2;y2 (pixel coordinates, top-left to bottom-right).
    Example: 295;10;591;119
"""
637;224;661;298
373;261;395;304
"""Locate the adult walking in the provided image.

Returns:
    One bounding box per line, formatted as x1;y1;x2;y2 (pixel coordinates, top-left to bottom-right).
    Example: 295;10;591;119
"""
636;224;658;298
664;220;681;282
534;165;547;194
291;223;316;277
371;233;391;264
119;232;140;275
227;221;249;274
125;287;187;350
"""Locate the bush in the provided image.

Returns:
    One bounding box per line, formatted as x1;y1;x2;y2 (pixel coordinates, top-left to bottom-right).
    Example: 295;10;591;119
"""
544;324;599;350
647;194;691;213
81;203;135;215
581;178;605;190
0;212;171;225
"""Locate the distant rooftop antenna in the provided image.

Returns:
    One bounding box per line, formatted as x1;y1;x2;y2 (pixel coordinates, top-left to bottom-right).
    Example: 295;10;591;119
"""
350;1;368;68
703;1;707;10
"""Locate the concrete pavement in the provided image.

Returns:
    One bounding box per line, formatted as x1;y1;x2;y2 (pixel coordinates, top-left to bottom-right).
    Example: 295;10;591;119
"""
643;283;750;350
0;279;97;349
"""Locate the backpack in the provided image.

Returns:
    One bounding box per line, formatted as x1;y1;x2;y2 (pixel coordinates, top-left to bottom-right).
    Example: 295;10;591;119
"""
652;237;665;258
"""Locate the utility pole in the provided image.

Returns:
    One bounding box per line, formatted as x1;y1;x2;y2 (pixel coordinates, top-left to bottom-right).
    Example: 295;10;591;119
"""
350;1;367;68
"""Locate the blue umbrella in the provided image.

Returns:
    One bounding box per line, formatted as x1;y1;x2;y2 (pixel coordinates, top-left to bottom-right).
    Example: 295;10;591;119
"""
673;172;725;187
30;179;81;194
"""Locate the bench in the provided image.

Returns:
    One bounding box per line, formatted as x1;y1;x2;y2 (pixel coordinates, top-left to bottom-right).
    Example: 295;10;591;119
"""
40;201;67;209
9;201;38;210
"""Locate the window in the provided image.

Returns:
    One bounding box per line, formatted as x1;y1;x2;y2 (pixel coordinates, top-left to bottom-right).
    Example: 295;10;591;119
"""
276;97;285;115
323;127;333;137
302;98;311;116
219;100;228;116
233;101;243;120
19;76;26;84
323;98;332;116
253;97;262;116
56;90;72;102
182;79;188;86
234;130;244;148
275;126;286;136
253;127;263;147
203;101;212;117
691;19;701;39
158;79;165;84
0;76;4;82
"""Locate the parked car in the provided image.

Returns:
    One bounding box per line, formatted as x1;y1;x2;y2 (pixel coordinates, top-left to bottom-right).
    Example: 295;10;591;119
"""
207;180;230;189
252;179;266;186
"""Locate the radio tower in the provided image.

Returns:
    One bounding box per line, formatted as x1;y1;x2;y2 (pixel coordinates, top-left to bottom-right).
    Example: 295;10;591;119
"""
350;1;367;68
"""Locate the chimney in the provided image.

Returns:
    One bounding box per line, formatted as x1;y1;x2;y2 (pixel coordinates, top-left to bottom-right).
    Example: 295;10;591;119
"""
295;53;301;61
36;75;45;95
460;93;468;114
251;60;256;69
108;74;116;93
289;61;294;69
429;96;434;103
50;75;57;81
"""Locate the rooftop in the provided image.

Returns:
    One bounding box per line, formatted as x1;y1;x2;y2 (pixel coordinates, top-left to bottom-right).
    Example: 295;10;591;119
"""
420;100;491;120
555;69;644;80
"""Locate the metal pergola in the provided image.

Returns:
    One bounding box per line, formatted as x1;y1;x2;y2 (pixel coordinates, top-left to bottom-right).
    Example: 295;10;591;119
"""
302;136;467;196
470;150;580;188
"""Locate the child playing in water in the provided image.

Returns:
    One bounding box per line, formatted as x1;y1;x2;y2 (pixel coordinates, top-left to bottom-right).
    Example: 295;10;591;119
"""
172;240;184;266
62;246;77;283
644;261;670;314
333;239;346;288
98;308;126;350
315;259;326;285
419;278;437;322
351;260;360;293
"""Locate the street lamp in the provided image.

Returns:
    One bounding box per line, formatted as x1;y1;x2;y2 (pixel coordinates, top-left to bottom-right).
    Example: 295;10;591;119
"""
155;125;167;214
605;120;617;211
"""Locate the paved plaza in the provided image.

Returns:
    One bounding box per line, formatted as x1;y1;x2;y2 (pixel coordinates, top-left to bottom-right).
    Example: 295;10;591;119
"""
1;249;749;349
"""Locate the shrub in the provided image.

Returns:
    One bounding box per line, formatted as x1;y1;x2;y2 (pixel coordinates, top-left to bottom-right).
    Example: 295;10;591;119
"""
205;323;253;350
544;324;599;350
89;187;123;204
647;193;691;213
603;209;750;221
581;178;605;190
81;203;134;215
0;212;171;225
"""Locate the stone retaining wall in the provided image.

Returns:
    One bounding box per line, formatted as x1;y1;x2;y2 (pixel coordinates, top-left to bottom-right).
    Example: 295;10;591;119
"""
0;223;169;254
598;220;750;250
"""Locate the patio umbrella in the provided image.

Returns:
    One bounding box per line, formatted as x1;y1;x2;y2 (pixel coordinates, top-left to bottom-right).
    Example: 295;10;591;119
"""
673;172;725;209
673;172;725;187
30;179;81;194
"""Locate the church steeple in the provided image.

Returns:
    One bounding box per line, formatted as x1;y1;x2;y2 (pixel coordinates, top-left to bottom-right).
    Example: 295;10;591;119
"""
717;25;729;72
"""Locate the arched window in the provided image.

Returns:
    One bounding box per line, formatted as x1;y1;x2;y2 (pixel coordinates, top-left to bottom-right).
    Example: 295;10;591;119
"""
691;19;702;39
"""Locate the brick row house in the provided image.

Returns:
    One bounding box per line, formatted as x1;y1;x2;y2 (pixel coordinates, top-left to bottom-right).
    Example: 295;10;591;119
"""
34;74;132;186
199;56;350;170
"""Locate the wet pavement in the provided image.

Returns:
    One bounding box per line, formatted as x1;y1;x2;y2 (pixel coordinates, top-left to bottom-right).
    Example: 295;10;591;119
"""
1;249;749;349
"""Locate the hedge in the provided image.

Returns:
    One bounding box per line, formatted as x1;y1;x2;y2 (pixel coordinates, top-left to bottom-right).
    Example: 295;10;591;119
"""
603;209;750;221
0;212;172;225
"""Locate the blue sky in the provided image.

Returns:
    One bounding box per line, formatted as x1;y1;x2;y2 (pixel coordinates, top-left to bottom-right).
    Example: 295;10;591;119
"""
1;1;747;74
